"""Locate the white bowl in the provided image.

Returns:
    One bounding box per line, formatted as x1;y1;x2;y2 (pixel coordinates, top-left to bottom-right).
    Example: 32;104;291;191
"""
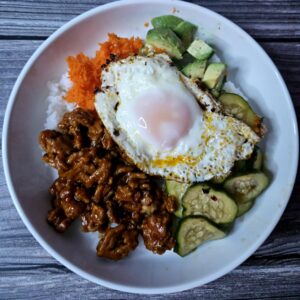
2;0;298;294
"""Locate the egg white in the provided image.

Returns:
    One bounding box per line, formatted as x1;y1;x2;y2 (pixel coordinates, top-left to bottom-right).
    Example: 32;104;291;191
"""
95;54;260;183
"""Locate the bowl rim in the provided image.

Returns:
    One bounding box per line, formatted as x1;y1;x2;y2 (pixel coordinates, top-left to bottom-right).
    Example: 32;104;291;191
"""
2;0;299;294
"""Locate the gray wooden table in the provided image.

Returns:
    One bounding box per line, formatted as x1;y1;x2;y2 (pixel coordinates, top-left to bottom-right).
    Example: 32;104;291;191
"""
0;1;299;299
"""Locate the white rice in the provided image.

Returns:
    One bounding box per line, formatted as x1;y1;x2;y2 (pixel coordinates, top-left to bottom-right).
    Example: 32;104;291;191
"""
44;73;75;129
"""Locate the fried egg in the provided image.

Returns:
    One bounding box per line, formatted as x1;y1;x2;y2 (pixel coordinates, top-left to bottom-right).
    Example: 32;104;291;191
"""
95;54;260;183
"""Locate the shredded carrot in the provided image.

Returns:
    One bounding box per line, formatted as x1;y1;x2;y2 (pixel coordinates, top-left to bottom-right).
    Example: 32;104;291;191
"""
66;53;99;110
65;34;143;110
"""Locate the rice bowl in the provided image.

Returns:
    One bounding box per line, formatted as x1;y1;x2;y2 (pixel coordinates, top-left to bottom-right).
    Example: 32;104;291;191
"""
2;0;298;294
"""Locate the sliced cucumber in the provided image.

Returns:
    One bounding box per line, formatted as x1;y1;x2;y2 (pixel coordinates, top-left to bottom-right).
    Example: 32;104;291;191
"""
171;215;181;237
182;184;237;224
151;15;183;30
252;148;263;171
175;216;226;256
187;39;214;60
237;200;254;217
218;93;262;132
233;159;248;173
234;148;264;173
166;180;191;217
182;59;207;79
224;172;269;203
211;171;231;184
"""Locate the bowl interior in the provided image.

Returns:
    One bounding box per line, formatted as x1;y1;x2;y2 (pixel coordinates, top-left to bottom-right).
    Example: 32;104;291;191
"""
3;0;298;294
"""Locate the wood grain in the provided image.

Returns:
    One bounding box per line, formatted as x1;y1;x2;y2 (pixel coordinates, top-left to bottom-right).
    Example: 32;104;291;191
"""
0;0;299;298
0;0;300;40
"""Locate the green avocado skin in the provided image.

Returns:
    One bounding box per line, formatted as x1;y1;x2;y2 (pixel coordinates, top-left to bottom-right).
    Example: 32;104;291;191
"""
174;21;198;48
151;15;183;30
146;28;185;59
182;59;207;79
202;63;226;89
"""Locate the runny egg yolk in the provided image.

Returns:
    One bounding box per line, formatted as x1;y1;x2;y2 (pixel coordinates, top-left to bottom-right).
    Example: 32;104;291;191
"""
133;89;194;150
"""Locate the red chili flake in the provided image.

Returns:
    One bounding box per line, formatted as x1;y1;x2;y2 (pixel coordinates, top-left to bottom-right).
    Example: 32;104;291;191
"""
211;196;218;201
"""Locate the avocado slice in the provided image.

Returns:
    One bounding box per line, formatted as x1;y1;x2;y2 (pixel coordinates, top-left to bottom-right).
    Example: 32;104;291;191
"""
174;21;198;48
151;15;184;30
146;28;185;59
211;76;226;97
187;39;214;60
202;63;226;89
182;59;207;79
172;52;195;69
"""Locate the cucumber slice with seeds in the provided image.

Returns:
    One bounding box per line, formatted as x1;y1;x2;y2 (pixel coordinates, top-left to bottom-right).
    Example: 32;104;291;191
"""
233;148;264;173
166;180;191;218
211;171;231;184
175;216;226;256
233;159;248;173
224;172;269;203
218;93;262;132
237;200;254;217
182;184;237;224
252;148;263;171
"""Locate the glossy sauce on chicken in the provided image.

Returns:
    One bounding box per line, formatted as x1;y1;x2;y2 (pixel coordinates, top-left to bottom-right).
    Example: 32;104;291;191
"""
39;108;176;260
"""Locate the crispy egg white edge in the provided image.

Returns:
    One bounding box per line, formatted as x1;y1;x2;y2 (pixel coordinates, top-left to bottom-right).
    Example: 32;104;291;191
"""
95;54;260;183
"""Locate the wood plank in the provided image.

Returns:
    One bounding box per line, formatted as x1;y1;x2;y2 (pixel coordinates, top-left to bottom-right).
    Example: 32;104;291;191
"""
0;40;42;119
0;0;300;39
261;42;300;104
